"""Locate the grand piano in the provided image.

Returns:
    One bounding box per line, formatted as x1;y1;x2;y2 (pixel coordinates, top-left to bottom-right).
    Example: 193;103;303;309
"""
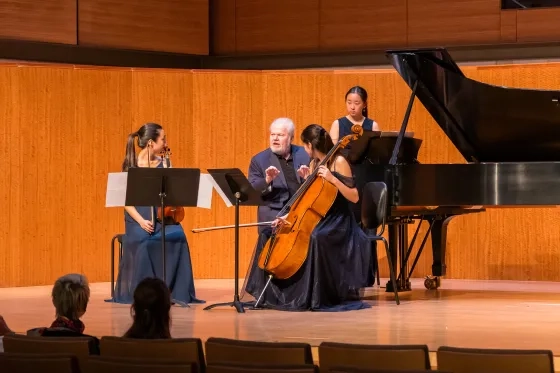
352;48;560;292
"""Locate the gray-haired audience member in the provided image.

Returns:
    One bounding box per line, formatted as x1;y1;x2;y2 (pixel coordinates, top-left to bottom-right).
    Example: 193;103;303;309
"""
27;273;99;353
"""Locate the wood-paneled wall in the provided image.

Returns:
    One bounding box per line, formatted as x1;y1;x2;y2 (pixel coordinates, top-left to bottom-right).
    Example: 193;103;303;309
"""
1;0;560;57
0;0;77;44
1;62;560;288
78;0;209;54
0;0;208;54
211;0;560;55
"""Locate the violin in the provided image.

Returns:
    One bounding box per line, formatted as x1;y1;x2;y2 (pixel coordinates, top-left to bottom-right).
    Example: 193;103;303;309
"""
156;146;185;225
257;124;363;280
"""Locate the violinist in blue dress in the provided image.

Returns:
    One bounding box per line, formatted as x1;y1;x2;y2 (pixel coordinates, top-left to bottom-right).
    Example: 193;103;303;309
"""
112;122;204;307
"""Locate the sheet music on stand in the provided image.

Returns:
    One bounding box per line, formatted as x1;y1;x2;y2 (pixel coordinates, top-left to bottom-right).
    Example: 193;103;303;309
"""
206;175;233;208
105;172;222;209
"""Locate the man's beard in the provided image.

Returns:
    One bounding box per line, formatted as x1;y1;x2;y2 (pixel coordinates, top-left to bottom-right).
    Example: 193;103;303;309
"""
271;145;290;156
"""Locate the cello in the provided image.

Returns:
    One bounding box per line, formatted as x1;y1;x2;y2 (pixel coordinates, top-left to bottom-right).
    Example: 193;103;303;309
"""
156;146;185;225
256;124;363;291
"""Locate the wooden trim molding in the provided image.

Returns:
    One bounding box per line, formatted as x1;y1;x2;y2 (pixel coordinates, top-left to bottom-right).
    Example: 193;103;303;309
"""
1;37;560;70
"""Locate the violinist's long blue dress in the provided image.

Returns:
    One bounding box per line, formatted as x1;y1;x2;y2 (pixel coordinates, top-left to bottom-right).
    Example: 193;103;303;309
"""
111;161;204;306
243;171;372;311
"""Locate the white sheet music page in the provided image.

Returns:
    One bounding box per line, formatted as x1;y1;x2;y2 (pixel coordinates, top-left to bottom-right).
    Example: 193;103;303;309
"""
208;175;233;207
197;173;214;209
105;172;128;207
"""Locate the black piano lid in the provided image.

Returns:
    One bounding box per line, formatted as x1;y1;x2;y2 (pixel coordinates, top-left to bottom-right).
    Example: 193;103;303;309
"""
385;48;560;163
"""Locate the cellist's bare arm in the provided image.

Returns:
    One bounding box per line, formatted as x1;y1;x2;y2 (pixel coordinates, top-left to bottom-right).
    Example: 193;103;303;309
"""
318;156;359;203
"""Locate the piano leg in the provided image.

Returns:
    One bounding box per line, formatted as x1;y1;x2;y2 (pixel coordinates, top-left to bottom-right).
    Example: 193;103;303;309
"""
427;214;457;289
385;213;470;291
386;221;412;292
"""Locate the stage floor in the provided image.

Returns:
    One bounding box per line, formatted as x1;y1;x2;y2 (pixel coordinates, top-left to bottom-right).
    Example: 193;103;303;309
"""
2;278;560;357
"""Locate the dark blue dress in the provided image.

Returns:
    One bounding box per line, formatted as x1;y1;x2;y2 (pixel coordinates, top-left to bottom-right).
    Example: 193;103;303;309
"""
243;170;372;311
338;116;377;286
337;116;375;156
111;161;204;306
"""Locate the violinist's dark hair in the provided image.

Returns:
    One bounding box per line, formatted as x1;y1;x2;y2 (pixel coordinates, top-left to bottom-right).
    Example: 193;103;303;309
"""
123;277;171;339
122;123;163;171
345;86;368;118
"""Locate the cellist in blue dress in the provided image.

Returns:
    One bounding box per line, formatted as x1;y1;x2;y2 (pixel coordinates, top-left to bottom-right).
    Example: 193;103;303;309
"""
244;124;372;311
112;122;204;307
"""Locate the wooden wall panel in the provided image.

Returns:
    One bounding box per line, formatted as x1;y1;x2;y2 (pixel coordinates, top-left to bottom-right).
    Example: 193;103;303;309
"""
3;0;560;58
500;10;517;43
234;0;320;53
263;71;335;128
516;8;560;43
72;68;133;282
189;71;264;277
319;0;407;50
0;65;132;287
407;0;501;46
215;0;560;55
2;61;560;288
78;0;209;55
210;0;236;55
0;0;77;44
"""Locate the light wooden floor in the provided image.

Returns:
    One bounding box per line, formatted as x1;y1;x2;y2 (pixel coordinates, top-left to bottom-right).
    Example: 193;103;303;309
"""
2;278;560;356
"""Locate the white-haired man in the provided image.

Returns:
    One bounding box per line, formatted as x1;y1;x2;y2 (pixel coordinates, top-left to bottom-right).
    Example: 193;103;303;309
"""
248;118;311;237
242;118;310;301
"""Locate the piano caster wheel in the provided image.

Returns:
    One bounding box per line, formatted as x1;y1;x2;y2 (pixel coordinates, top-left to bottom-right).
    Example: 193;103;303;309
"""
424;276;440;290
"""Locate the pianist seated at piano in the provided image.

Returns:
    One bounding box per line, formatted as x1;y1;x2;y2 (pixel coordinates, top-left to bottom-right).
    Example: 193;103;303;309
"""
243;124;373;312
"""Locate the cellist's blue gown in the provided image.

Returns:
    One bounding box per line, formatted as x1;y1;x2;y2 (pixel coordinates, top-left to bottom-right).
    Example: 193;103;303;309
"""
243;171;372;311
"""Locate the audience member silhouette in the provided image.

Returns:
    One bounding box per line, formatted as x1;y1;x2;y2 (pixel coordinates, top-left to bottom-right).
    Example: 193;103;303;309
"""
123;277;172;339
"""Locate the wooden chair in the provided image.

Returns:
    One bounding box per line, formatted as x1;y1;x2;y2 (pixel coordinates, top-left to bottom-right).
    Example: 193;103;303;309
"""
3;333;93;365
318;342;431;373
85;355;196;373
0;352;79;373
329;369;447;373
100;336;205;372
207;362;319;373
205;337;313;366
437;345;554;373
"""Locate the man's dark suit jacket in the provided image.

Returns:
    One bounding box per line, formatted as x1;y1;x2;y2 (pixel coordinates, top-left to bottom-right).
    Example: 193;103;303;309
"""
248;145;310;233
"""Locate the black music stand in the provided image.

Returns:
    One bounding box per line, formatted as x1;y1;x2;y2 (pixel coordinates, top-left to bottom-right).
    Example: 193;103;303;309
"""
126;167;201;304
204;168;264;313
346;130;381;164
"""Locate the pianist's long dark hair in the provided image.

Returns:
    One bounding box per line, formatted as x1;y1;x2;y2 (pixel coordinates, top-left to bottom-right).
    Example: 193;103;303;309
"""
345;86;368;118
301;124;339;168
122;123;163;172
